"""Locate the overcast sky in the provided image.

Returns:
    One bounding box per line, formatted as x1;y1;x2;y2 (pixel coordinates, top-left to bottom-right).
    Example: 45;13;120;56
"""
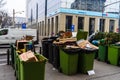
2;0;120;17
5;0;26;17
105;0;120;12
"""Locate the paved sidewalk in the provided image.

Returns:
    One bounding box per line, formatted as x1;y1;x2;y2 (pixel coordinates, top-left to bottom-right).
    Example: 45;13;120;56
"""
1;41;120;80
45;60;120;80
0;60;120;80
0;64;15;80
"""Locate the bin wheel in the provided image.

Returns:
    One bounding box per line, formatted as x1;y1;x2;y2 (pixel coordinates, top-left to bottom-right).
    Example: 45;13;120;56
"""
14;71;16;76
118;63;120;67
106;60;110;64
16;77;18;80
97;58;100;61
118;57;120;66
58;67;62;73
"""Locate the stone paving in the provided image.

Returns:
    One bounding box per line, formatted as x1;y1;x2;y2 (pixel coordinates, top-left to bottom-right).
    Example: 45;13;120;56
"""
0;39;120;80
0;60;120;80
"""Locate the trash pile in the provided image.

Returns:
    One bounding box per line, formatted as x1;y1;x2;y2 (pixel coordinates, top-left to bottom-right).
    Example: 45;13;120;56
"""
42;30;98;75
77;40;98;49
9;35;47;80
53;38;77;45
19;50;38;62
15;36;34;53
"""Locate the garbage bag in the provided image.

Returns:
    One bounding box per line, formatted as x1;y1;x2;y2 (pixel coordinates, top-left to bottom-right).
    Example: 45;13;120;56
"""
92;40;99;46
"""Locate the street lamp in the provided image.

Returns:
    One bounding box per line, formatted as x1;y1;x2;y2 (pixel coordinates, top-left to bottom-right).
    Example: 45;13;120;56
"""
13;9;24;27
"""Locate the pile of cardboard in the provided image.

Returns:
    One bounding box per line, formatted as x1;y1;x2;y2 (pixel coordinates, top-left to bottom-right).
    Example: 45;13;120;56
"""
77;40;98;49
25;35;34;40
53;38;77;45
19;51;38;62
65;38;77;42
65;45;80;49
59;31;72;38
16;40;30;49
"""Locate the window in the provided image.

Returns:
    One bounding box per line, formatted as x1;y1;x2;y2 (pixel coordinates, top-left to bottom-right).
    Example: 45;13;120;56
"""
40;22;41;36
0;29;8;36
89;18;95;35
51;18;54;35
66;16;73;31
55;16;58;34
81;4;86;10
78;17;84;31
87;4;92;11
42;21;44;36
109;20;115;32
99;19;105;32
48;19;50;36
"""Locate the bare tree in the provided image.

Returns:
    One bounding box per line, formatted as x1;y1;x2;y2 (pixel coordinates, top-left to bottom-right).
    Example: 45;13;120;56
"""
0;0;12;28
0;11;13;28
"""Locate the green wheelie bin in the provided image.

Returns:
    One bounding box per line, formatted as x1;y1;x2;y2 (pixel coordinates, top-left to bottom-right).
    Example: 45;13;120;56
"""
18;54;47;80
98;45;108;62
60;48;80;75
108;45;120;66
78;48;97;74
76;31;88;40
16;52;20;80
10;44;17;69
10;44;22;79
10;44;20;78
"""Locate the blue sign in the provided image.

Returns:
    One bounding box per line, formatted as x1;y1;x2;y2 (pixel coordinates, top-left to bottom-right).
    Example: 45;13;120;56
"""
71;25;75;32
22;23;26;29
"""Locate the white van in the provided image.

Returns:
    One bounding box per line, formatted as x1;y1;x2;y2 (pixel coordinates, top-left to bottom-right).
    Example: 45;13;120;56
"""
0;28;38;44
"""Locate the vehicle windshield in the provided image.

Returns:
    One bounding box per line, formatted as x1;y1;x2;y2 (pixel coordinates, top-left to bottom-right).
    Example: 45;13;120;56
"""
0;29;8;36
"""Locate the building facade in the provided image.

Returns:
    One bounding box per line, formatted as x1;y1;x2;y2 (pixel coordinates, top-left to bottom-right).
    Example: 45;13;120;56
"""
26;0;119;37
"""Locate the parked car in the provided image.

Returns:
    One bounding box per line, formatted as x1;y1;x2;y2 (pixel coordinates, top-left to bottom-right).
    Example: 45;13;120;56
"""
0;28;38;44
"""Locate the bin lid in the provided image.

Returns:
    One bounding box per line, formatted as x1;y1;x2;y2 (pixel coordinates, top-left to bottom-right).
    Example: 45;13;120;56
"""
50;36;58;40
80;48;98;53
42;37;50;40
48;39;54;42
109;44;120;48
62;48;81;54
